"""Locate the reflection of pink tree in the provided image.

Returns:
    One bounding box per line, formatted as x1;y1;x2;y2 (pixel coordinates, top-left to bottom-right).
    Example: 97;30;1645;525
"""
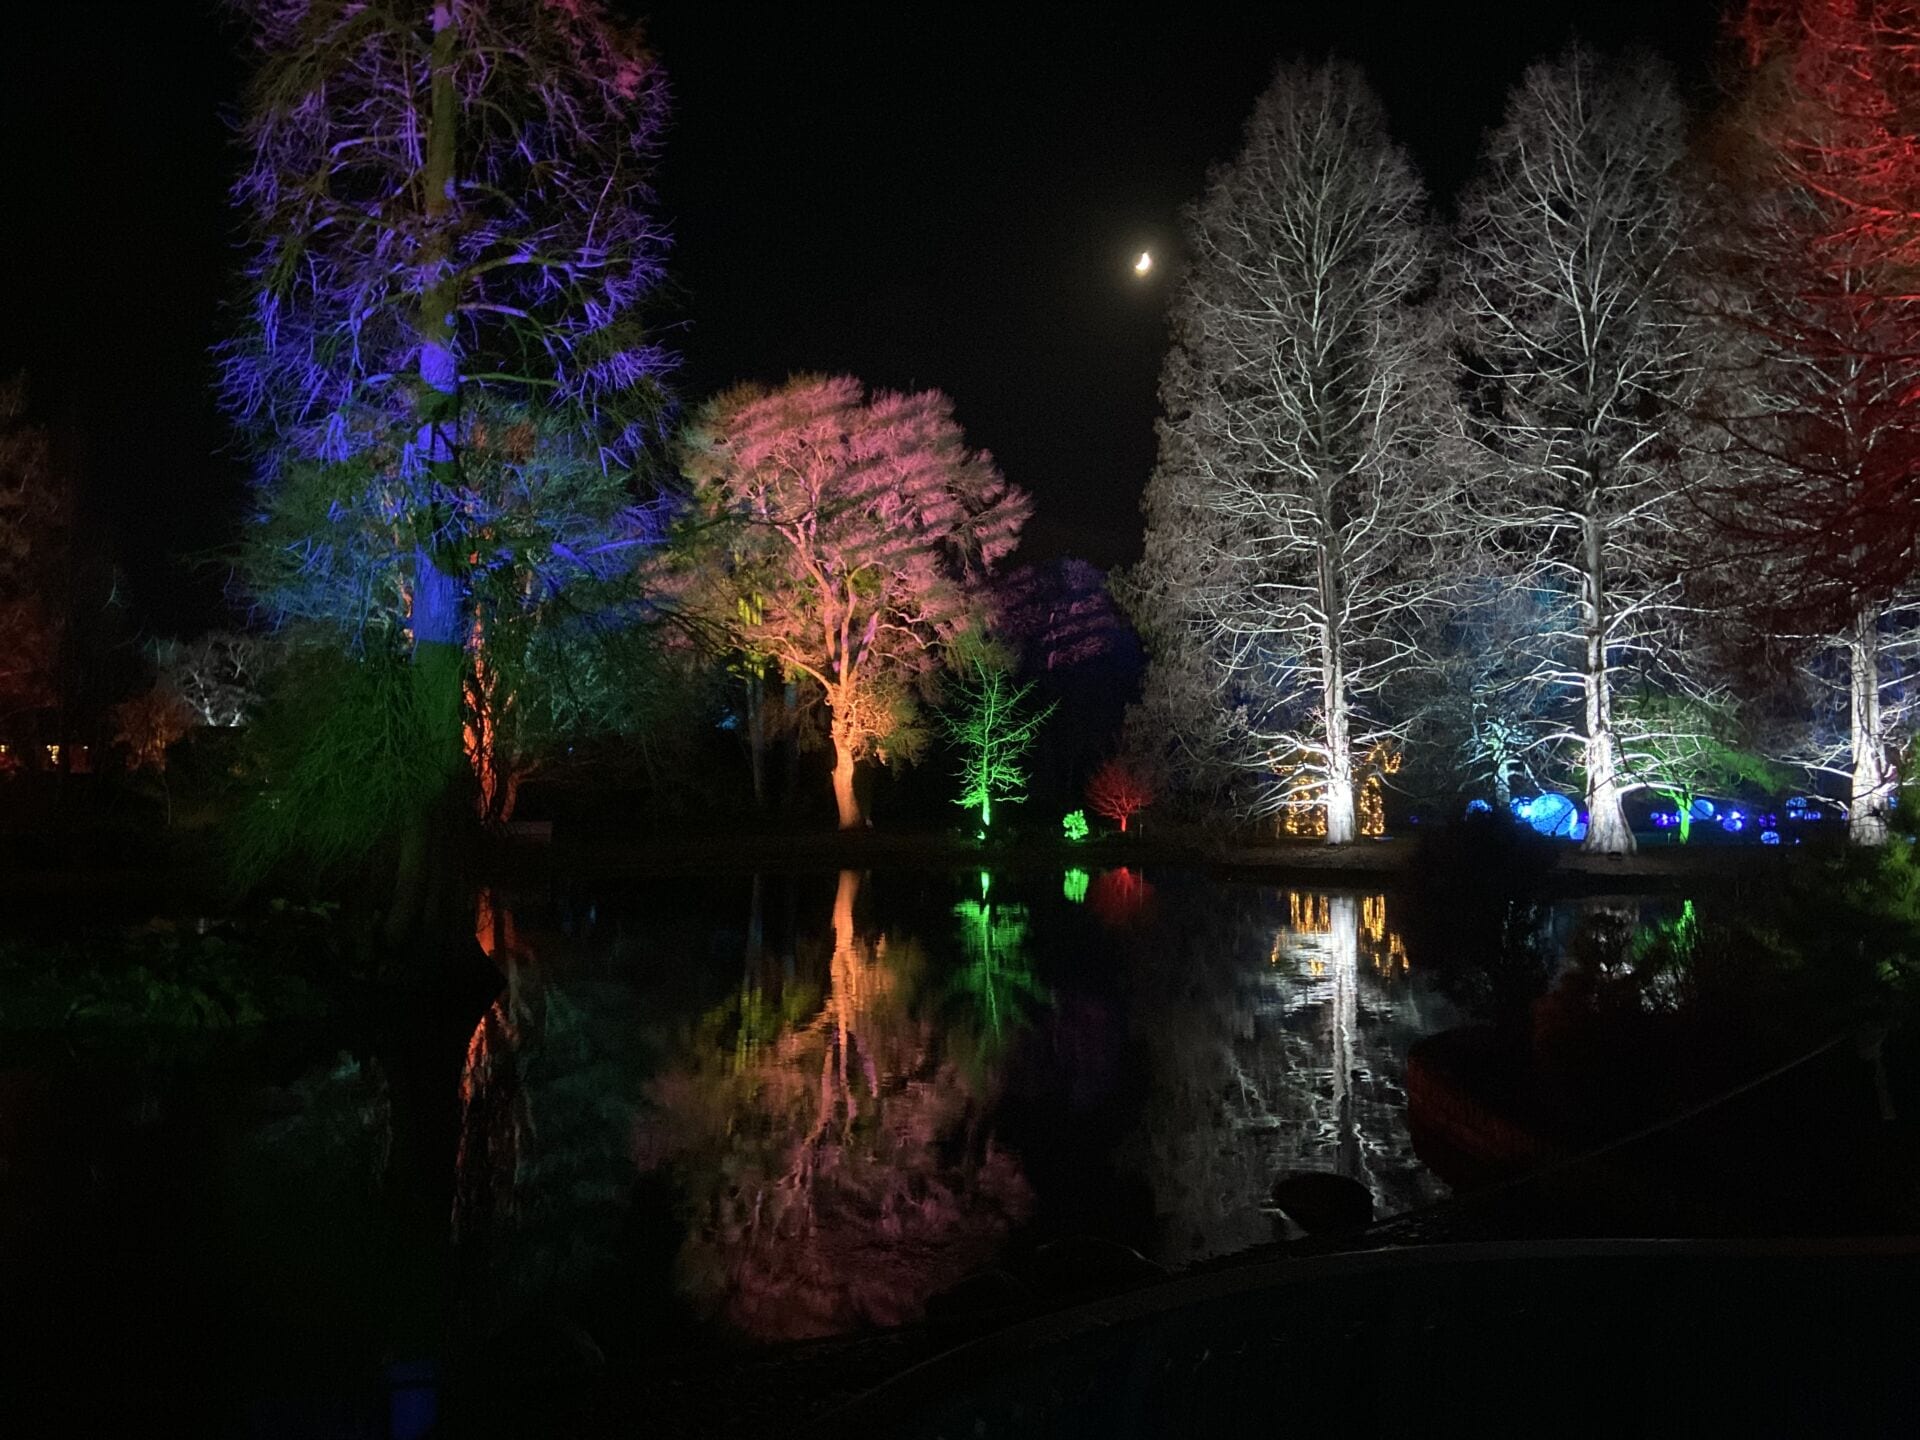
640;870;1031;1339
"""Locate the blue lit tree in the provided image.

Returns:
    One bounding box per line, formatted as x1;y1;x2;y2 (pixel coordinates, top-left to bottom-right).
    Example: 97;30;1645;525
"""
223;1;674;936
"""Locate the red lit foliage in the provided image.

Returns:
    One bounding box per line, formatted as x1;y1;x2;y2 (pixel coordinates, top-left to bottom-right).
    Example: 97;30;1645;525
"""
1086;757;1155;833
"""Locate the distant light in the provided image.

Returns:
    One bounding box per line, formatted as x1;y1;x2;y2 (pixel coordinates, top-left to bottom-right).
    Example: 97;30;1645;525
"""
1133;251;1152;276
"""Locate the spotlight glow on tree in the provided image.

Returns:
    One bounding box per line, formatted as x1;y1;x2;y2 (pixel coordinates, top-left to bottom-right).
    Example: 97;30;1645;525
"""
223;0;674;931
1085;756;1154;834
1450;47;1700;855
678;376;1031;829
943;646;1055;830
1124;61;1456;843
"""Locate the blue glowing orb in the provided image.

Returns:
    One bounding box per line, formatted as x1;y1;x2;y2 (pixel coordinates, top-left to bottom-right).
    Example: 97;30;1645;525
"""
1512;792;1582;840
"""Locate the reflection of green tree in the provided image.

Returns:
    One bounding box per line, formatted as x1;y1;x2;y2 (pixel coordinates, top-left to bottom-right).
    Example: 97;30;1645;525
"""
1063;867;1090;904
950;893;1049;1055
639;872;1031;1340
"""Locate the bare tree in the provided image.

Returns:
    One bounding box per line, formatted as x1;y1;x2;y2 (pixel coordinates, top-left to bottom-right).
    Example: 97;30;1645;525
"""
151;633;271;730
1124;61;1455;843
1450;48;1702;854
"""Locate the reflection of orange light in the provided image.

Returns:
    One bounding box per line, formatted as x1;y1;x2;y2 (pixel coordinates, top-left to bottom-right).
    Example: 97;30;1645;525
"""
1288;892;1331;933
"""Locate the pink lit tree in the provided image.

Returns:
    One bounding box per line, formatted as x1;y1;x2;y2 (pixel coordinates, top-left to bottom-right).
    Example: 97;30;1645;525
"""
678;377;1031;829
1086;756;1154;834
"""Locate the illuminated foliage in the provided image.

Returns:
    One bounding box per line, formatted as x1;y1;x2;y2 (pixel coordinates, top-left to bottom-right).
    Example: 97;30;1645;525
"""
677;377;1031;829
1616;694;1785;844
223;1;674;913
942;644;1054;829
1061;809;1089;842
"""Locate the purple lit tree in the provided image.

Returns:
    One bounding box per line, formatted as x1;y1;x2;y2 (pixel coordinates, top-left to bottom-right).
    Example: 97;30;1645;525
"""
676;377;1030;830
223;1;673;933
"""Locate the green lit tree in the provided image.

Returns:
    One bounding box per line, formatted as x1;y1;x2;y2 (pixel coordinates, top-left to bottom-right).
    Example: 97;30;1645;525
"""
1618;694;1784;844
943;644;1055;831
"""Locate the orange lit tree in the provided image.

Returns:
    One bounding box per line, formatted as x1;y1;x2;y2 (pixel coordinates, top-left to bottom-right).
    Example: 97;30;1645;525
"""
679;377;1031;829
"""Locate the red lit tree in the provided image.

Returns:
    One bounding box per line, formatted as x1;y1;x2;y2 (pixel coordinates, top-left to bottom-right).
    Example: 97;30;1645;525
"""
1691;2;1920;843
0;376;65;738
678;377;1030;829
1086;756;1154;834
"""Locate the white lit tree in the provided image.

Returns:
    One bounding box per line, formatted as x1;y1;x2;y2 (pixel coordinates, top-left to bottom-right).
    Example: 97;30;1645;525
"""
1450;48;1703;853
1125;60;1457;843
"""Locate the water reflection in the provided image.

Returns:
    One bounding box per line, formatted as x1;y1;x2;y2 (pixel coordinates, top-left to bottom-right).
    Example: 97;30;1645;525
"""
951;871;1049;1058
1088;865;1154;926
1125;886;1446;1265
634;872;1033;1340
454;873;1453;1346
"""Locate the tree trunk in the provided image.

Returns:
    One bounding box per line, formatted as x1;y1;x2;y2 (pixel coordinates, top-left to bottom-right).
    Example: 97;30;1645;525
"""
830;719;865;830
745;668;768;810
1319;522;1356;845
1580;515;1635;855
1848;610;1892;846
386;7;473;956
1322;661;1357;846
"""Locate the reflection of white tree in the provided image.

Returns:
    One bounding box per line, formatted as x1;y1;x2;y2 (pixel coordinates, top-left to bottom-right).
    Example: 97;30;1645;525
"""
1125;888;1444;1265
640;871;1031;1340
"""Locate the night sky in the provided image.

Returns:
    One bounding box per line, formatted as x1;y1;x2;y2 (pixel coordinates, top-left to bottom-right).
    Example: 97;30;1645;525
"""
1;1;1720;636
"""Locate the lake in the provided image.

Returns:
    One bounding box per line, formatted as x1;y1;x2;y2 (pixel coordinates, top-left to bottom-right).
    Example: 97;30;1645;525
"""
0;866;1672;1429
